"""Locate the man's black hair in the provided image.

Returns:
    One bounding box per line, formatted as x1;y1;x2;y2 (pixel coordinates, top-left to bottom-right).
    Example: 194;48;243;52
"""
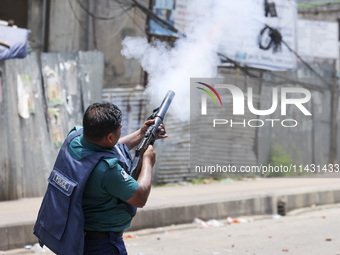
83;102;122;141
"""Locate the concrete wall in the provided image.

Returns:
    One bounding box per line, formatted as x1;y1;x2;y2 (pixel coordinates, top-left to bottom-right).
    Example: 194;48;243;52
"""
297;3;340;165
48;0;87;52
27;0;44;52
45;0;147;88
257;71;338;168
93;1;147;88
298;2;340;22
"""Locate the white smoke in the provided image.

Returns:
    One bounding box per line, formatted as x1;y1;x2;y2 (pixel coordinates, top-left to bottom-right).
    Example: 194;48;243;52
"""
121;0;263;120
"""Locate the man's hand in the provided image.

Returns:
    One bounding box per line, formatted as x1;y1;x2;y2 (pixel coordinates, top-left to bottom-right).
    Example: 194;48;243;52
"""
140;119;168;140
126;145;156;208
143;145;156;166
118;119;168;150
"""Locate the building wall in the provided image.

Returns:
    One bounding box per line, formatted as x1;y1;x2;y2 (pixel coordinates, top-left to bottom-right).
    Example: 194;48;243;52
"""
48;0;88;52
93;1;147;88
27;0;44;51
45;0;147;88
298;3;340;25
297;3;340;165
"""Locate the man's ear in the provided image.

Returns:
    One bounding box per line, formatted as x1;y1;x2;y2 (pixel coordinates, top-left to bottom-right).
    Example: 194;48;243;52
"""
106;132;114;143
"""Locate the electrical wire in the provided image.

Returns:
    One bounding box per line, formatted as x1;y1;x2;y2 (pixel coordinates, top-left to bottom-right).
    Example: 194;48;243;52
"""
67;0;88;30
258;25;282;53
280;34;333;89
263;71;329;92
126;8;146;35
127;0;335;90
217;53;260;79
107;14;129;39
128;0;185;37
76;0;132;20
95;0;131;11
107;0;333;92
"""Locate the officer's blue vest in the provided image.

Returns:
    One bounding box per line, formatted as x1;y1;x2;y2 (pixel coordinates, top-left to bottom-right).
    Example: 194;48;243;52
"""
33;129;136;255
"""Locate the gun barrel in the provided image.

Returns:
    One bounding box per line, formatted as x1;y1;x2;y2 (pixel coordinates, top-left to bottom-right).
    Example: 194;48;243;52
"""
156;90;175;119
130;90;175;178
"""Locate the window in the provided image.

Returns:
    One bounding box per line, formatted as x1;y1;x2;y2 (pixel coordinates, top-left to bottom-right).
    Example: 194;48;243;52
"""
0;0;28;28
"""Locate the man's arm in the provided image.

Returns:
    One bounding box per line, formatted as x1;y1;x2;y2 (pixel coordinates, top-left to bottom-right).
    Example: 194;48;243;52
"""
118;129;144;150
118;120;167;150
125;145;156;208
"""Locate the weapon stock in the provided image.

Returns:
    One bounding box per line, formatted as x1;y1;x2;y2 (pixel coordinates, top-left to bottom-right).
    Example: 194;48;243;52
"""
130;90;175;178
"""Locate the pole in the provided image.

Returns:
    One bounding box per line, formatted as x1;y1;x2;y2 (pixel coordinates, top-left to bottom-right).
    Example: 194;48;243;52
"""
329;80;339;164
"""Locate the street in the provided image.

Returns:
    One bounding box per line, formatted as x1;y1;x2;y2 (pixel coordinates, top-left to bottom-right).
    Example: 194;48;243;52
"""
2;204;340;255
125;204;340;255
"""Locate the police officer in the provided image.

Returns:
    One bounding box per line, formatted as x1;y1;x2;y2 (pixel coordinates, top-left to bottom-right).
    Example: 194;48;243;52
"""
34;102;167;255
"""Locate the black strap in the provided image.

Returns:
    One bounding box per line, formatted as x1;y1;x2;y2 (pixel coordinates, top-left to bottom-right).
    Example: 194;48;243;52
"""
84;231;124;240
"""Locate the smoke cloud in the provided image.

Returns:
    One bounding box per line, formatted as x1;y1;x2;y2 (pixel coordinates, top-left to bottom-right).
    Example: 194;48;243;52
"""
121;0;263;120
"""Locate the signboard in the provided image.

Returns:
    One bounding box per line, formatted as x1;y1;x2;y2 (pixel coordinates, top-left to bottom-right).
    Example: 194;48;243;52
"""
297;20;339;59
148;0;297;71
148;0;176;36
218;0;297;70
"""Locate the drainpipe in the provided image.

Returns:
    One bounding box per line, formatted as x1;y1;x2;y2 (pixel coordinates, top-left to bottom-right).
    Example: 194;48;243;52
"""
41;0;49;52
87;0;94;50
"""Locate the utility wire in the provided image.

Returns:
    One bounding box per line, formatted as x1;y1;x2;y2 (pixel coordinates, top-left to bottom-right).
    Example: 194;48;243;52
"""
127;0;262;78
217;53;260;79
281;39;333;89
129;0;185;37
127;0;335;90
67;0;87;30
76;0;132;20
95;0;131;11
126;8;146;35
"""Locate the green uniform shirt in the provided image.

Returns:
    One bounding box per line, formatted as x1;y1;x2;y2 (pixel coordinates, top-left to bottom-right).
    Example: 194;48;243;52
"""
68;127;139;232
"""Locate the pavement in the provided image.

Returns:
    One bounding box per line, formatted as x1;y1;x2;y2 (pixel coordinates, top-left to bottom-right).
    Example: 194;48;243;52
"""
124;204;340;255
1;177;340;252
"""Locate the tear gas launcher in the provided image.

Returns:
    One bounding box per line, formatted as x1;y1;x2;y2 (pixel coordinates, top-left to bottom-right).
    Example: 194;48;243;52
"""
130;90;175;178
